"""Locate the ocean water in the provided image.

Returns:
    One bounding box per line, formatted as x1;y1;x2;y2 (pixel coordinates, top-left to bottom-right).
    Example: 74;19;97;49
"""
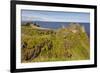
34;21;90;37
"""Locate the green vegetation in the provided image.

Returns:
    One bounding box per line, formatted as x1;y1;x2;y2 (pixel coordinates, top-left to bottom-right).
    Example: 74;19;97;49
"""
21;23;90;63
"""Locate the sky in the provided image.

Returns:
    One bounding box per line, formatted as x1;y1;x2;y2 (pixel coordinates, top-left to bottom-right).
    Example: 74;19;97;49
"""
21;10;90;23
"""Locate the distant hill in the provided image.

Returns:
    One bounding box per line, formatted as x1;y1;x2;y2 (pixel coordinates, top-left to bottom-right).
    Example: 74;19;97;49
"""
30;23;51;30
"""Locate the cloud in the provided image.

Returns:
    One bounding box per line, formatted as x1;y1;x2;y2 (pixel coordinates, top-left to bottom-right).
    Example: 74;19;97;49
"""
22;15;48;21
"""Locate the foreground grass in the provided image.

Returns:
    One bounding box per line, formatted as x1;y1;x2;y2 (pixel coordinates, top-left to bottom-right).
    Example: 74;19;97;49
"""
21;23;90;63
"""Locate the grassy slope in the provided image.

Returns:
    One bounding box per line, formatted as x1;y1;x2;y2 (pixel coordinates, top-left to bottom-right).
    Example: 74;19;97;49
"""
21;24;90;63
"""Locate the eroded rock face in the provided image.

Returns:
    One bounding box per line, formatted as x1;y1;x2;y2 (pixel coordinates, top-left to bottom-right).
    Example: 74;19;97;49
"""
21;40;53;62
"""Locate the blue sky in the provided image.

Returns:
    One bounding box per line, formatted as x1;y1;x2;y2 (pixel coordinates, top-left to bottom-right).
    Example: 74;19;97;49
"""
21;10;90;23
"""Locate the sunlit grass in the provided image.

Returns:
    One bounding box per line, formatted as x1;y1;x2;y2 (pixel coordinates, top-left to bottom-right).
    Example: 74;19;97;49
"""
21;23;90;63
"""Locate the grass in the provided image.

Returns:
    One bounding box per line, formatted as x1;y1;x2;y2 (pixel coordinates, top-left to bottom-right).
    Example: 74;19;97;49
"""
21;23;90;63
